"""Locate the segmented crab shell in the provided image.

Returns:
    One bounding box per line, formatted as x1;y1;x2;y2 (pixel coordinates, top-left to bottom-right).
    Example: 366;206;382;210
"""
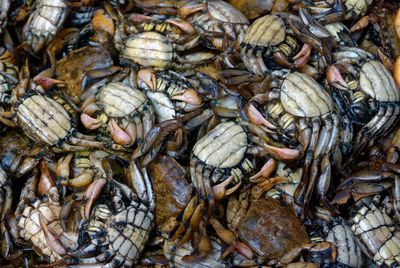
281;72;335;117
99;82;148;118
15;94;74;147
344;0;373;20
207;0;249;24
359;61;400;102
122;32;174;70
192;121;247;169
241;15;285;49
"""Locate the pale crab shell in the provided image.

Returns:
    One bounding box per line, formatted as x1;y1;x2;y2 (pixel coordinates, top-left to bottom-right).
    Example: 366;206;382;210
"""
122;32;174;69
98;82;147;118
242;15;285;47
359;61;400;102
16;94;72;146
208;0;249;24
192;121;247;169
281;72;335;117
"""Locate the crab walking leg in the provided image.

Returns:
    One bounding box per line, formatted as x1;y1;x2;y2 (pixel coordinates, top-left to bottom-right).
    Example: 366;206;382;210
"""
295;117;321;205
317;114;340;200
303;115;333;209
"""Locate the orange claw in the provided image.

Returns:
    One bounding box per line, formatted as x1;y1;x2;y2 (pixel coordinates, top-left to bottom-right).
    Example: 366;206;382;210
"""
83;178;107;219
249;158;277;183
165;18;196;35
92;9;115;36
262;143;301;161
246;103;277;130
138;68;157;91
350;15;370;32
38;161;56;196
326;65;348;90
293;43;312;68
80;113;102;130
39;214;67;256
212;176;242;201
33;76;65;91
394;57;400;88
109;119;132;145
178;4;206;20
172;88;202;105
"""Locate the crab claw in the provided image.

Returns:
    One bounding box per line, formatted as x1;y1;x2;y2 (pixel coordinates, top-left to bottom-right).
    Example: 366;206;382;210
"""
262;143;301;161
109;118;132;145
326;65;348;90
246;103;277;131
172;89;202;106
138;68;157;91
39;214;67;256
56;153;73;179
178;4;206;20
251;177;287;199
83;178;107;219
33;76;65;91
38;161;56;197
249;158;277;183
293;43;312;68
165;18;196;35
349;15;371;32
80;113;102;130
212;176;242;201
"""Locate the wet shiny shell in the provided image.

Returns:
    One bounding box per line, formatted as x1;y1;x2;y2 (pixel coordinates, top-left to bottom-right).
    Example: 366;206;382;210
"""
238;198;309;259
345;0;373;19
242;15;285;47
16;94;72;146
352;198;400;267
192;121;247;169
359;61;400;102
122;32;173;69
326;220;363;268
281;72;334;117
99;82;147;118
208;0;249;24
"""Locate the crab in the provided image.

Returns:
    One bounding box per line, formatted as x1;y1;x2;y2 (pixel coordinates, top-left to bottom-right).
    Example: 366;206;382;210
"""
68;160;155;267
210;183;336;267
16;160;78;264
245;70;341;213
238;10;332;76
169;120;300;259
113;11;215;71
327;46;400;162
178;0;249;51
22;0;70;53
55;150;110;189
80;81;155;148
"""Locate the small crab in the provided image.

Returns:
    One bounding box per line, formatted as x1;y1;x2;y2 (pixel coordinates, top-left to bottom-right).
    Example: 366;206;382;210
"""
69;161;155;267
210;183;336;267
246;70;341;212
16;160;78;264
169;120;300;259
81;81;155;148
327;46;400;162
178;0;249;51
113;11;214;71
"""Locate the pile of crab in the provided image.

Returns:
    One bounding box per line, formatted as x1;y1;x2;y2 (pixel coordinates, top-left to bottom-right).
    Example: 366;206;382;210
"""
0;0;400;267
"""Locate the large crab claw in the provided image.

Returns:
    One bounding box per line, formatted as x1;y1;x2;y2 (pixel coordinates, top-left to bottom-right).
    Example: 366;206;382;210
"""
109;118;132;145
39;214;67;256
212;175;242;201
82;178;107;219
138;68;157;91
38;160;59;202
33;75;66;91
246;103;277;132
165;18;197;35
326;65;348;90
